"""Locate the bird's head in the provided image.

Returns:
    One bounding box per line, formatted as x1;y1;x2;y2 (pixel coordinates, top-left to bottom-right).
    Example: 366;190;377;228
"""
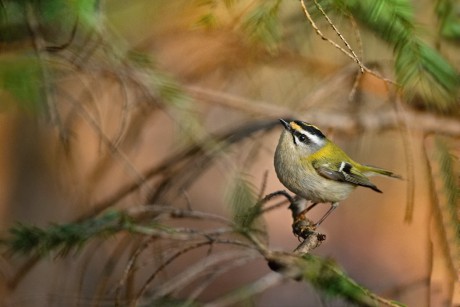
278;119;326;156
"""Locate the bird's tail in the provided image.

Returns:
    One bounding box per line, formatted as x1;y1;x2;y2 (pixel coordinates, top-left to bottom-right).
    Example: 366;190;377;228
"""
362;165;403;179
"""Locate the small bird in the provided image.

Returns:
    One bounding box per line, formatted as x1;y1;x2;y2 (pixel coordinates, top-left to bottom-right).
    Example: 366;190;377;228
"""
274;119;401;226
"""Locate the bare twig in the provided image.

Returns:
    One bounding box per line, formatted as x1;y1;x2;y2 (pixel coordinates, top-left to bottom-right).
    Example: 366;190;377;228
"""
56;87;152;195
312;0;364;72
25;4;65;135
186;253;264;306
299;0;396;85
257;192;325;254
293;233;324;254
133;241;211;305
139;250;259;304
115;238;152;306
257;170;269;201
395;97;416;222
299;0;358;66
288;198;326;253
181;189;193;211
258;190;295;205
260;199;291;214
346;13;364;103
127;205;235;226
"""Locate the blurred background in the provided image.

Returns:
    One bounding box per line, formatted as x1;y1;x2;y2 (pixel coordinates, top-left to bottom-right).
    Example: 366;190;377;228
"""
0;0;459;306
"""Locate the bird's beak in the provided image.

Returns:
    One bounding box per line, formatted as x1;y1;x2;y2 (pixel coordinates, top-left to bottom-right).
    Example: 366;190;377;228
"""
279;119;291;131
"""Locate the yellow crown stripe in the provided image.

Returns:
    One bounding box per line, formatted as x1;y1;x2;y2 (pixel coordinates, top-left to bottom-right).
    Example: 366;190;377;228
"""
290;122;302;131
290;121;320;133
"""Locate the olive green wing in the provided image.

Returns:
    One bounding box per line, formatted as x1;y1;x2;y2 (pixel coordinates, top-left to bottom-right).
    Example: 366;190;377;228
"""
312;160;382;193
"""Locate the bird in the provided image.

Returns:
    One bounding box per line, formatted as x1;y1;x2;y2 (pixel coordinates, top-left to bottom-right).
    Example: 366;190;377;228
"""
274;118;401;226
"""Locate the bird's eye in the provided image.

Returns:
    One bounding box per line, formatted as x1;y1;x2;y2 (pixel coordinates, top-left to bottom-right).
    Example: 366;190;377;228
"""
298;134;307;142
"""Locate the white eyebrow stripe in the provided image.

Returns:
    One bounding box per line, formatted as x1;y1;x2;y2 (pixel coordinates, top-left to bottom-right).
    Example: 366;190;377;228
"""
302;131;322;145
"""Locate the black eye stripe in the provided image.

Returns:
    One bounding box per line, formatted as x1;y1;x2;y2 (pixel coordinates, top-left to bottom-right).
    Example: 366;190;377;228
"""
293;131;309;144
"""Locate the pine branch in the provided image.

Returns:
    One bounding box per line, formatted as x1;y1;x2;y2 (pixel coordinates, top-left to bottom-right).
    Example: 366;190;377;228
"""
432;138;460;275
320;0;460;112
435;0;460;40
5;211;127;256
240;0;282;52
1;195;406;306
267;252;405;307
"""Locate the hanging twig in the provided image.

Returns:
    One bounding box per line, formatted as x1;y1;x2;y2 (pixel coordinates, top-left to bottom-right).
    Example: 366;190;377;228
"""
299;0;397;85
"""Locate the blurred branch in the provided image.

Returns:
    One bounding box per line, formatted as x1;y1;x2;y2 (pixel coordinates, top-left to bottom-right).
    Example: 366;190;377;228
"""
187;85;460;137
138;250;260;305
70;119;279;224
204;272;284;307
324;0;460;111
3;196;404;306
266;251;403;307
424;136;460;305
6;119;280;289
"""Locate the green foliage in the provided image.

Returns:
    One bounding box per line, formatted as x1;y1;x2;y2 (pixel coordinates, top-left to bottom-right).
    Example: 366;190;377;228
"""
434;138;460;238
394;41;459;111
196;0;283;49
0;2;28;42
227;173;261;230
436;0;460;40
34;0;100;28
6;211;128;256
126;49;155;68
0;0;100;41
196;12;218;29
198;0;239;10
0;55;45;113
149;70;205;145
150;71;190;109
299;254;375;306
325;0;459;112
0;0;102;113
268;253;404;306
297;254;405;306
241;0;282;52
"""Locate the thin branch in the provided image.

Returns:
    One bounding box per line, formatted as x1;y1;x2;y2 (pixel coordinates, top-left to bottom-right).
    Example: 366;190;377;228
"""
299;0;397;85
56;87;152;195
25;4;65;135
185;253;264;305
132;241;211;306
395;96;416;222
312;0;364;72
139;250;259;303
181;189;193;211
258;190;294;205
258;190;294;214
299;0;358;66
259;199;291;214
257;170;269;201
292;231;325;254
127;205;235;227
347;13;364;103
114;238;152;307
